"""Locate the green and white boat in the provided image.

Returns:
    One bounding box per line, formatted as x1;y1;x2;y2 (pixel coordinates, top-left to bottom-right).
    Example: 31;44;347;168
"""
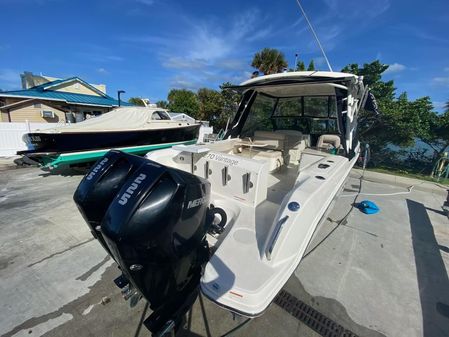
17;107;200;168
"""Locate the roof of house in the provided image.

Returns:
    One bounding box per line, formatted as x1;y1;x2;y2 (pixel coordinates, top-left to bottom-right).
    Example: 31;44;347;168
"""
0;77;132;108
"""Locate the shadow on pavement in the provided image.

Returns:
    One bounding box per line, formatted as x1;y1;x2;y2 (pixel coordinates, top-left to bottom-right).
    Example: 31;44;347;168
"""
39;165;90;177
407;199;449;336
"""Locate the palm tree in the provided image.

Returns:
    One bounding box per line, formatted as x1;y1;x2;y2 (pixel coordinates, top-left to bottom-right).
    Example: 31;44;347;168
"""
251;48;288;75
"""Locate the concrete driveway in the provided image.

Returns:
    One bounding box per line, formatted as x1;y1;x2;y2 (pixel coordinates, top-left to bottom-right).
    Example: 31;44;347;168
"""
0;166;448;337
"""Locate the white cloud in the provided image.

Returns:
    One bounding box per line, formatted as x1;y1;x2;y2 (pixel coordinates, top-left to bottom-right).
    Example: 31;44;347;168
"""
216;59;246;71
169;75;201;91
324;0;390;18
96;68;108;75
162;57;207;70
444;67;449;72
384;63;406;74
105;55;123;62
122;9;271;89
136;0;155;5
432;77;449;86
433;101;447;110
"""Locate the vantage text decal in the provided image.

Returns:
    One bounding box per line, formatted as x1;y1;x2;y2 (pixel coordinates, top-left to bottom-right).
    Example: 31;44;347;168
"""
206;153;239;166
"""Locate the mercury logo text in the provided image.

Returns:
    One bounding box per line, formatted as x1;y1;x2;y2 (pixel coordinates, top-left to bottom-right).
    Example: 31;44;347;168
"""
187;196;206;209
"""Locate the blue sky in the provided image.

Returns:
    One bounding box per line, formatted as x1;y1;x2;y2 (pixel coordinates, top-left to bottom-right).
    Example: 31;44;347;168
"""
0;0;448;110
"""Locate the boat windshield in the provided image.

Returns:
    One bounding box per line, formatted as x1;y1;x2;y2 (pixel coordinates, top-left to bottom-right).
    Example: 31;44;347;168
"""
151;110;171;120
240;93;339;137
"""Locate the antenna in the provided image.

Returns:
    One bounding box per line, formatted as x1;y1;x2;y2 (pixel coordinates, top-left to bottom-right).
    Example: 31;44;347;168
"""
294;0;333;72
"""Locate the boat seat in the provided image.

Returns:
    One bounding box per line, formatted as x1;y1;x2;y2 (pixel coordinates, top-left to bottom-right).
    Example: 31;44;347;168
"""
317;134;341;150
275;130;310;165
234;146;284;173
252;131;286;150
251;149;284;172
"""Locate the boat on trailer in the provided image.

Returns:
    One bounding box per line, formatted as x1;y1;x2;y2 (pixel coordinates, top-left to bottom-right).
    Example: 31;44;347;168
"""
74;71;377;335
17;107;200;168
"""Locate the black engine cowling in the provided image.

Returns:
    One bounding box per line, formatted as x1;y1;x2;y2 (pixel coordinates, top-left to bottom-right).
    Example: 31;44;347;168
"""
73;151;212;334
73;150;145;256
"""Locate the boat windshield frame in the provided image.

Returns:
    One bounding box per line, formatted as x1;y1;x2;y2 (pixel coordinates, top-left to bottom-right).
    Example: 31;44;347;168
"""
225;88;348;151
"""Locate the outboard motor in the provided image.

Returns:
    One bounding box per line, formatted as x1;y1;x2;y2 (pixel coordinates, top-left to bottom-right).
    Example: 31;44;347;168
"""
73;150;145;256
74;151;212;335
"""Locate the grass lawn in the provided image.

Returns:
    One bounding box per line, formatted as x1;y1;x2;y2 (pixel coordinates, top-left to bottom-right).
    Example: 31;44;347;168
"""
365;167;449;186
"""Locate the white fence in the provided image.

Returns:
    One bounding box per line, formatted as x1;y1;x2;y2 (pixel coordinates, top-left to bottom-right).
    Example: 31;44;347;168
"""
0;122;58;156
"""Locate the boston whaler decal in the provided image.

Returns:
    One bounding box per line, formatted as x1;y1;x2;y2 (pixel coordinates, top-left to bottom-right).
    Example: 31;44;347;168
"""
118;173;147;205
86;158;109;181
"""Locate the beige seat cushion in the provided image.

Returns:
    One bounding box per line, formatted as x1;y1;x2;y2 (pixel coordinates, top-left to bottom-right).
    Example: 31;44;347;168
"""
317;134;341;149
238;148;284;172
253;131;286;150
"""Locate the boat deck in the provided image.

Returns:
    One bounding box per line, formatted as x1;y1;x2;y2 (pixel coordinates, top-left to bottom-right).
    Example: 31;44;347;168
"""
0;164;448;337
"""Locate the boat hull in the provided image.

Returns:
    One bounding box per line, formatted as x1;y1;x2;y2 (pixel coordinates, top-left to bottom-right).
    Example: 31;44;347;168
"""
18;124;200;166
200;151;359;317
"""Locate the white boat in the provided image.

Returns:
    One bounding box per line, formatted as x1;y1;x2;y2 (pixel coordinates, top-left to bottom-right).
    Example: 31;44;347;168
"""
145;71;373;316
74;71;377;334
18;107;200;167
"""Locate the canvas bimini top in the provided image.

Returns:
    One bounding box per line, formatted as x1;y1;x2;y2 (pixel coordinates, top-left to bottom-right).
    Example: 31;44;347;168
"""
240;71;358;86
38;107;196;133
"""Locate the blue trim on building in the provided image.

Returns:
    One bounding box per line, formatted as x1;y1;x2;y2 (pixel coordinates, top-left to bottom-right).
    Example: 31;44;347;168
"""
0;77;132;107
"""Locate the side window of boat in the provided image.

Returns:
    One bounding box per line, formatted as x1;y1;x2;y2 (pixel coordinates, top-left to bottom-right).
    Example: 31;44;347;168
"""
240;93;275;137
151;111;171;120
304;96;336;118
310;119;338;134
274;97;302;117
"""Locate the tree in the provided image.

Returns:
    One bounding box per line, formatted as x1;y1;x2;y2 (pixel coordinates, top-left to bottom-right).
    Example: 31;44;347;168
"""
307;60;315;71
197;88;224;122
251;48;288;75
342;61;395;100
167;89;200;119
128;97;145;106
413;98;449;161
296;61;305;71
219;82;241;130
342;60;449;173
156;100;168;109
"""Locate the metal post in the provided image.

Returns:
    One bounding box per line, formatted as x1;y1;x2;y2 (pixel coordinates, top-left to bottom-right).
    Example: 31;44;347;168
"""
117;90;125;107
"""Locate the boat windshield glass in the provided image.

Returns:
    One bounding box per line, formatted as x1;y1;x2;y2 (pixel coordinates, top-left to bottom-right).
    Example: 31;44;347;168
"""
151;111;171;120
241;92;338;137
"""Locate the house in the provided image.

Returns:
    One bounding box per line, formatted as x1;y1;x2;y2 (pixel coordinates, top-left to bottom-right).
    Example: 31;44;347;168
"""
0;72;131;123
